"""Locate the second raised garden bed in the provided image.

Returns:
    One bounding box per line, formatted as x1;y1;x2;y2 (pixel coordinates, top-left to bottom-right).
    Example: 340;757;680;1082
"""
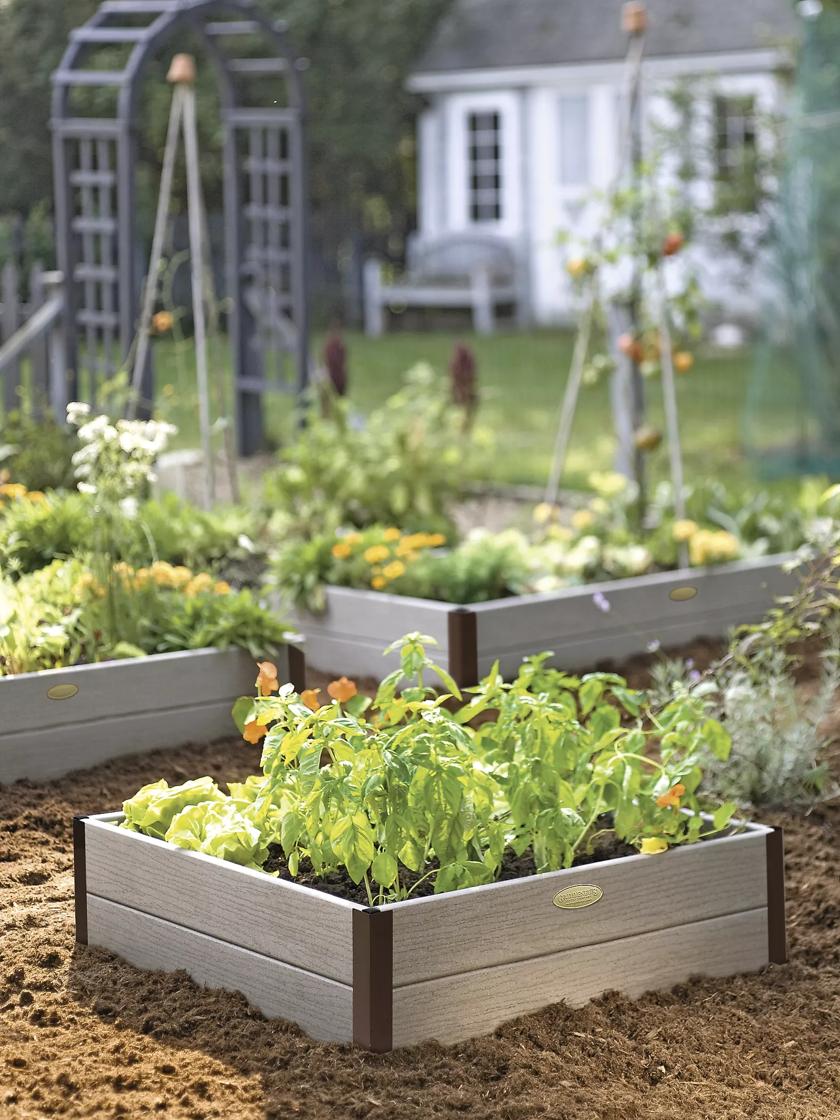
0;645;305;785
74;814;786;1050
293;554;794;683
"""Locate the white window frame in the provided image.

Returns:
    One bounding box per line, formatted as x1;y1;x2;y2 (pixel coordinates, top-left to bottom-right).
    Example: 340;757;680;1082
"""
445;91;522;235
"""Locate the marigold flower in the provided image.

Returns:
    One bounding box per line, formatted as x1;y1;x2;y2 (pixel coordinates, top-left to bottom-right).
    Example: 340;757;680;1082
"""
0;482;27;499
185;573;214;597
256;660;280;696
371;575;387;590
214;580;231;595
383;528;401;542
427;533;446;548
26;490;46;503
656;783;686;809
301;688;322;711
382;560;406;581
572;509;595;531
332;541;353;560
328;676;358;703
243;720;269;744
364;545;390;565
673;519;698;543
640;837;669;855
152;310;174;334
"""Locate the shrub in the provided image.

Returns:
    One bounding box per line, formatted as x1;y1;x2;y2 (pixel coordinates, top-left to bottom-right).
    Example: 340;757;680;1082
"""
0;411;77;491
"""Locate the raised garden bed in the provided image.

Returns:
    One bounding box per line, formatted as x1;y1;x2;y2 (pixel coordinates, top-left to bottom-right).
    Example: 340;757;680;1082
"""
74;814;785;1051
293;554;794;683
0;646;305;785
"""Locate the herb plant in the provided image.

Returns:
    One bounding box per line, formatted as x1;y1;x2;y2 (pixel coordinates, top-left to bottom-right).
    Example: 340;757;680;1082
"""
121;634;737;903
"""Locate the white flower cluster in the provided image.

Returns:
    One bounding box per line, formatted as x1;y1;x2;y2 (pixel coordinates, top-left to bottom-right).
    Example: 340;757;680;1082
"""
66;403;177;499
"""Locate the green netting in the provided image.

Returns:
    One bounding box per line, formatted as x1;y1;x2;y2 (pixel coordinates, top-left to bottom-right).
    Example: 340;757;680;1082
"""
746;4;840;478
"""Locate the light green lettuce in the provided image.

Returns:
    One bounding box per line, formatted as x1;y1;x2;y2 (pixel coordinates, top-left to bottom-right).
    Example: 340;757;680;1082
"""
164;801;271;871
120;777;225;840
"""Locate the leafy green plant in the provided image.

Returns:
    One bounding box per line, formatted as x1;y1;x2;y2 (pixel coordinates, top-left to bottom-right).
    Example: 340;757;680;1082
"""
0;411;77;491
120;634;737;904
263;364;479;543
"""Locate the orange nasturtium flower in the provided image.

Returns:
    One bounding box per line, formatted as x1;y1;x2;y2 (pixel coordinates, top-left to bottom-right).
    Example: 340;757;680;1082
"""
640;837;669;855
152;310;174;334
243;720;269;744
256;660;280;696
656;783;686;810
328;676;358;703
301;688;322;712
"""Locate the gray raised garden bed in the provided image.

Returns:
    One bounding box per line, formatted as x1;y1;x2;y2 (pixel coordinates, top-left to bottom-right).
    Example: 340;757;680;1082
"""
0;645;305;785
292;554;795;684
74;814;786;1051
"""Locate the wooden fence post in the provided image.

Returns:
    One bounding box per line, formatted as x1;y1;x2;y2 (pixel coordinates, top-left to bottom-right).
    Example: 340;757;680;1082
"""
29;263;50;415
2;260;20;414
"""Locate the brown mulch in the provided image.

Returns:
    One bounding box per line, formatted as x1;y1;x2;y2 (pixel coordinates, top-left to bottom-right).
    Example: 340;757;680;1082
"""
2;658;840;1119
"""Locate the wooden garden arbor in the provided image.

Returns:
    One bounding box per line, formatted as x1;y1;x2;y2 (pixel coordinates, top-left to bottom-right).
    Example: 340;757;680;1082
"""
51;0;310;454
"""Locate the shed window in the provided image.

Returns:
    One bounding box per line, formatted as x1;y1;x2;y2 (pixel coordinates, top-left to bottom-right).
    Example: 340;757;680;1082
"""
467;110;503;222
558;95;590;187
714;95;759;212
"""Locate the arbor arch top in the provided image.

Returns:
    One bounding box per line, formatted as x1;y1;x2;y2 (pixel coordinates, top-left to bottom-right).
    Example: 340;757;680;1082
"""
52;0;311;453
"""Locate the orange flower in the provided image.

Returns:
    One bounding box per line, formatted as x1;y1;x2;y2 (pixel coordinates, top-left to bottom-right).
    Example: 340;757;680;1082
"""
152;310;174;334
256;660;280;696
243;720;269;744
301;688;322;711
328;676;358;703
656;783;686;809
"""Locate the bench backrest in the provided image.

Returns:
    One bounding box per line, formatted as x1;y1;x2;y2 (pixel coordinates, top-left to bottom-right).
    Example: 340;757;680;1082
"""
407;233;517;280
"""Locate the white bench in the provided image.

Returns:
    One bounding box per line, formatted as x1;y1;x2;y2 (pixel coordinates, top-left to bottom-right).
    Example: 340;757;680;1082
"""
364;233;524;336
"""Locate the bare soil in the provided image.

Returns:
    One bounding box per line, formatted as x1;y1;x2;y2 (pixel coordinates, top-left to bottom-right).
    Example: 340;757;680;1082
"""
2;655;840;1120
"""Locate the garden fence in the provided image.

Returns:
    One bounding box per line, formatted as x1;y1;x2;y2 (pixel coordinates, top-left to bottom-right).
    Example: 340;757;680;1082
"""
0;259;66;422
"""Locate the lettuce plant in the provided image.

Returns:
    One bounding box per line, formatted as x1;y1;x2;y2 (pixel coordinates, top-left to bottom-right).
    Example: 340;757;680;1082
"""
120;635;737;904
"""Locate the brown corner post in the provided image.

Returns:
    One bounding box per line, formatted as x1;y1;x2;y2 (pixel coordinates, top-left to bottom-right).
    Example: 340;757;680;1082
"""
287;644;307;693
766;827;787;965
73;816;89;946
447;607;479;690
352;908;393;1052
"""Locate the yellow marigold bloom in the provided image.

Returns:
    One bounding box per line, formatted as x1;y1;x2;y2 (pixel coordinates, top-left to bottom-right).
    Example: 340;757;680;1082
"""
396;542;417;558
371;575;387;590
344;531;362;546
171;565;193;589
332;541;353;560
328;676;358;703
243;720;269;745
364;545;390;565
256;661;280;696
689;529;740;567
214;580;232;595
383;528;401;542
427;533;446;548
134;567;151;587
382;560;406;581
26;490;46;503
640;837;669;855
656;783;686;810
673;519;698;543
572;509;595;531
185;572;214;596
113;561;134;581
301;688;322;711
0;482;27;499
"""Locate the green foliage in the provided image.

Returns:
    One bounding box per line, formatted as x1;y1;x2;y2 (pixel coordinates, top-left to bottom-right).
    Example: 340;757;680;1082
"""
123;634;737;904
0;558;292;675
0;412;77;491
263;365;478;542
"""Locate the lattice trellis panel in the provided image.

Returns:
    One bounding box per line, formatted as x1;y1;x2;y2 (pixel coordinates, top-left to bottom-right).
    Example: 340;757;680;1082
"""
52;0;310;454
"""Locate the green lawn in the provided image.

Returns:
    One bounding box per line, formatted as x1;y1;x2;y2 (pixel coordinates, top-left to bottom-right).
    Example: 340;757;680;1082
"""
153;328;777;491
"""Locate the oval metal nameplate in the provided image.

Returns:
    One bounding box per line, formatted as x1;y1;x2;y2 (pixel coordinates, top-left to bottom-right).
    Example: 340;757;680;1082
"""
553;884;603;910
669;586;698;602
47;684;79;701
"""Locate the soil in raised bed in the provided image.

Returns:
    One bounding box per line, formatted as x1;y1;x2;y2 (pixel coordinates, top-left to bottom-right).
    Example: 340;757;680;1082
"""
263;826;639;905
2;652;840;1120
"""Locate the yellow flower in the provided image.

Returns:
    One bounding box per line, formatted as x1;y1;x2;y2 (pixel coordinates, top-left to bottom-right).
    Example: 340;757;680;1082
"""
533;502;558;526
383;528;401;542
243;720;269;745
301;688;322;711
328;676;358;703
428;533;446;548
382;560;406;581
185;572;214;596
572;509;595;531
0;482;27;500
344;532;362;546
256;661;280;696
656;783;686;809
689;529;740;567
371;575;387;590
214;580;231;595
332;541;353;560
364;545;390;565
672;519;699;543
26;490;46;503
589;471;628;498
134;567;151;587
113;561;134;581
640;837;669;855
